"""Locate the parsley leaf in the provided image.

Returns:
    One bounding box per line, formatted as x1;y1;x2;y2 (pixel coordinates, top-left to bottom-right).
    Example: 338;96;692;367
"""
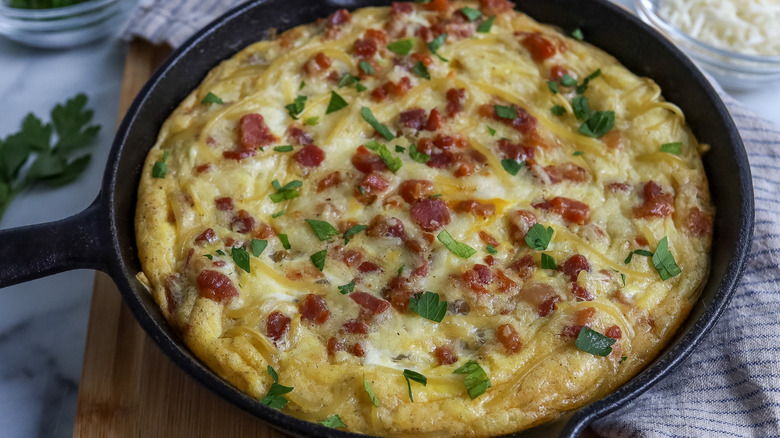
365;140;402;172
572;28;584;40
402;369;427;402
623;248;653;264
285;95;307;120
494;105;517;120
326;91;348;114
359;61;375;76
501;158;524;176
461;6;482;21
251;239;268;257
437;229;476;259
525;224;554;250
343;224;368;244
231;246;251;273
652;236;681;280
412;61;431;80
410;291;447;323
551;105;566;116
311;249;327;271
51;94;100;153
486;244;498;255
541;253;557;269
575;326;616;356
573;151;584;156
201;92;223;105
428;33;449;62
152;150;169;179
576;69;602;94
278;233;291;250
387;39;414;55
487;125;496;136
260;366;293;410
273;145;293;152
360;107;394;141
269;179;302;203
453;360;491;400
304;116;319;126
477;16;495;33
660;142;682;155
306;218;340;241
572;96;590;120
338;73;361;88
363;375;380;407
215;249;226;256
409;145;431;163
338;280;355;295
547;81;560;94
561;74;578;87
319;414;347;429
395;145;406;153
299;80;306;90
578;111;614;138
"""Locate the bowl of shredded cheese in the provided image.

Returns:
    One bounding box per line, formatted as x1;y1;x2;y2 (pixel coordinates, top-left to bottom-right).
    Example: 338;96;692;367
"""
636;0;780;90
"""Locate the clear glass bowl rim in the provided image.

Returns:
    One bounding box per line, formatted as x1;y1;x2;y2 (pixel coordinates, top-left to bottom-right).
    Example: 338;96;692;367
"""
635;0;780;65
0;0;119;19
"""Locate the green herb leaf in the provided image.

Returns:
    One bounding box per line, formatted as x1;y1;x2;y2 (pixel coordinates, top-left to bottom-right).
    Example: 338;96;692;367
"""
360;107;395;141
619;356;627;364
260;366;293;410
397;264;405;276
428;33;449;62
274;145;294;152
572;96;590;120
51;93;100;153
268;365;279;383
395;145;406;153
660;142;682;155
525;224;554;250
487;125;496;136
306;218;340;241
387;39;414;55
578;111;614;138
402;369;428;402
623;249;654;264
43;154;91;188
560;74;578;87
477;16;495;33
278;233;291;250
363;375;380;407
231;246;251;273
412;61;431;80
343;224;368;244
620;272;626;286
304;116;319;126
409;145;431;163
319;414;347;428
152;150;168;179
251;239;268;257
311;249;327;271
269;179;302;203
339;73;361;88
572;28;584;40
285;95;307;120
547;81;560;94
203;254;213;261
360;61;375;76
460;7;482;21
551;105;566;116
575;326;616;356
201;92;223;105
366;140;402;172
338;280;355;295
573;151;584;156
500;158;524;176
437;229;476;259
326;91;349;114
215;249;226;256
453;360;491;400
652;236;681;280
576;69;602;94
486;244;498;255
410;291;447;323
541;253;557;269
356;83;368;92
299;80;306;90
494;105;517;120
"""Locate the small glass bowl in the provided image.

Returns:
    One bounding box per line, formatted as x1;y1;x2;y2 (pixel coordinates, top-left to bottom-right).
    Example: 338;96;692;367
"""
0;0;132;49
636;0;780;90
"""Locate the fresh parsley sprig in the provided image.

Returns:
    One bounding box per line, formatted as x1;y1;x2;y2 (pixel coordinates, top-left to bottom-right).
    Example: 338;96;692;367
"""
260;366;294;409
453;360;491;400
525;223;554;251
410;291;447;323
402;369;427;402
437;230;476;258
575;326;616;356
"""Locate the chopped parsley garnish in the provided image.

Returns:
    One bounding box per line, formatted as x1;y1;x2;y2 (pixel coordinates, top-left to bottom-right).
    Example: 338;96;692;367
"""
273;145;293;152
304;116;319;126
619;356;628;364
409;145;431;163
410;291;447;323
299;80;306;90
285;95;307;120
319;415;347;429
437;229;476;259
573;151;584;156
215;249;226;256
395;145;406;153
359;61;375;76
572;96;590;120
363;375;380;407
305;218;340;241
231;246;250;273
551;105;566;116
486;244;498;255
271;210;285;218
660;142;682;155
397;264;405;276
461;6;481;21
652;236;681;280
387;39;414;55
278;233;291;250
338;280;355;295
152;150;169;179
540;253;557;269
430;193;442;198
453;360;491;400
251;239;268;257
494;104;517;120
201;92;223;104
412;61;431;80
360;107;394;141
326;91;348;114
204;254;213;260
575;326;616;356
576;69;602;95
547;81;559;94
260;366;293;410
402;369;428;402
365;140;402;172
311;249;327;271
428;33;449;62
620;272;626;286
623;249;653;264
487;125;496;136
343;224;368;244
561;74;578;87
356;83;368;92
578;110;614;138
339;73;360;88
269;179;302;203
525;223;554;250
572;28;584;41
358;185;366;195
477;15;495;33
500;158;524;176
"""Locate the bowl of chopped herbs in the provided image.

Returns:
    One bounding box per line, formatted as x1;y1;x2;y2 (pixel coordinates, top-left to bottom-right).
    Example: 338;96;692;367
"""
0;0;133;48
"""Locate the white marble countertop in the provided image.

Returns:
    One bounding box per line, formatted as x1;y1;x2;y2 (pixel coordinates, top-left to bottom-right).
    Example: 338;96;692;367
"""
0;2;778;437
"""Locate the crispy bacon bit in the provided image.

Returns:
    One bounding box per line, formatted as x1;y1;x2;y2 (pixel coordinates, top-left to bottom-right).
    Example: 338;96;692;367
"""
481;104;538;135
354;37;378;58
294;144;326;167
358;261;382;273
357;172;390;204
635;235;649;247
544;163;588;183
224;237;236;247
215;197;234;211
266;311;291;343
328;9;351;26
603;129;623;150
254;223;276;239
535;197;591;224
608;182;631;193
350;291;391;314
163;274;179;314
391;1;414;14
196;270;238;303
399;108;427;131
303;52;332;76
238;113;277;150
484;255;495;265
352;145;387;173
685;207;713;237
508;254;535;281
549;65;568;81
571;283;594;301
195;228;216;244
365;28;388;44
507;209;537;243
343;319;369;334
576;307;597;326
426;108;444;131
455;200;496;218
367;215;406;239
434;134;469;149
350;343;366;357
231;210;255;234
327;337;344;355
463;264;493;293
606;325;623;339
223;149;255;160
427;151;455;168
398;179;435;203
196;163;212;173
433;345;458;365
317;171;342;192
299;294;330;324
634;181;674;218
335;246;363;267
497;324;522;353
410;198;451;232
446;88;466;117
424;0;450;12
561;324;583;339
498;139;535;163
561;254;590;282
411;52;433;66
521;33;557;62
479;231;499;248
538;296;560;317
479;0;514;15
383;276;415;312
372;77;413;102
288;126;313;145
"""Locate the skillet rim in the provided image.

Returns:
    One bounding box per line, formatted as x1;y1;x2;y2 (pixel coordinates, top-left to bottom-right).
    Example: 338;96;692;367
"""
103;0;755;437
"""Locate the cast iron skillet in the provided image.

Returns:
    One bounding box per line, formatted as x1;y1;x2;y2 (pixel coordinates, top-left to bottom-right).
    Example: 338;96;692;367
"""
0;0;754;436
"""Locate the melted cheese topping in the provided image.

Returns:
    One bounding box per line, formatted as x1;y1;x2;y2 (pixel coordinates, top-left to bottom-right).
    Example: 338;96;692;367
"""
135;2;713;436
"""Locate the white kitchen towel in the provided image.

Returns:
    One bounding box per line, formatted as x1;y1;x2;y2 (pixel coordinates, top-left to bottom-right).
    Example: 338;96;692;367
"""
121;2;780;436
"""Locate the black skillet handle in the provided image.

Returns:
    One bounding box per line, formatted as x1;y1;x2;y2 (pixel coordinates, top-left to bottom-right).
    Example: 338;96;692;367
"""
0;197;110;288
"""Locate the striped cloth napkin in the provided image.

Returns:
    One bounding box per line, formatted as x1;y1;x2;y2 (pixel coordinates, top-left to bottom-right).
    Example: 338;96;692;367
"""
120;2;780;436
